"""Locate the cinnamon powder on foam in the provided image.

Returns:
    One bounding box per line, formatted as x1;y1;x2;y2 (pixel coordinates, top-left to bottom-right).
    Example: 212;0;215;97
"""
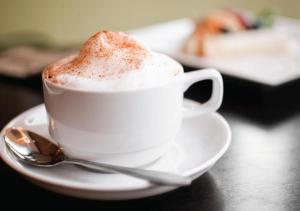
43;31;150;84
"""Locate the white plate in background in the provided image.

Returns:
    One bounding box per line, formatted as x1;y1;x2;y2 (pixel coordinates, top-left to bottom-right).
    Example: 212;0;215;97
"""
131;17;300;86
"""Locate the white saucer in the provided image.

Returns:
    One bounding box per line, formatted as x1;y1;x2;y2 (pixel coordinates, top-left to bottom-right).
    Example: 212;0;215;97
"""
0;100;231;200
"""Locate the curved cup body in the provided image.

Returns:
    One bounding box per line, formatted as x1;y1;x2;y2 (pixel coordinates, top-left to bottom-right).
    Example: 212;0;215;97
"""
43;66;223;167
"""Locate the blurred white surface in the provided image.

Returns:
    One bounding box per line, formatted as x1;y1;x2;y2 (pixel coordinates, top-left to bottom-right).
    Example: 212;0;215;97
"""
131;17;300;86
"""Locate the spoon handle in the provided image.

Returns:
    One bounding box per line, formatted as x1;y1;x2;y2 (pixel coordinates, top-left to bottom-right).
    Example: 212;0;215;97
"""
63;158;191;186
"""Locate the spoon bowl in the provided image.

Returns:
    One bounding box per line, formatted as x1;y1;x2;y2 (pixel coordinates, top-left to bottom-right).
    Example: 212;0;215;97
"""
4;127;65;166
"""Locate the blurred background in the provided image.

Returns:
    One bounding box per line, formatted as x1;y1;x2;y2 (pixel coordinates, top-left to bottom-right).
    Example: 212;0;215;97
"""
1;0;299;45
1;0;300;123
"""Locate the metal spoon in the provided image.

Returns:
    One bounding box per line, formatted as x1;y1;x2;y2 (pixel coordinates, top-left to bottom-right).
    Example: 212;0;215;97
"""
2;127;191;186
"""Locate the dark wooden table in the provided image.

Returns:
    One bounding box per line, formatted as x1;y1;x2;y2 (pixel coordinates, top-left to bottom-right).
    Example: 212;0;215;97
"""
1;79;300;211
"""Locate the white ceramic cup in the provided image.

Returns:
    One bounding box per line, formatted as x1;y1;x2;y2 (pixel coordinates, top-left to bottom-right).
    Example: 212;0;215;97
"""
43;64;223;167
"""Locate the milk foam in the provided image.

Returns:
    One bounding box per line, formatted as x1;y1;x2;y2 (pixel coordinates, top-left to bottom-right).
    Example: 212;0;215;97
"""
43;31;182;91
55;53;182;91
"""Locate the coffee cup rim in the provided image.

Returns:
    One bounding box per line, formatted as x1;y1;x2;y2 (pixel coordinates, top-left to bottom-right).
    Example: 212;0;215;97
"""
42;68;184;94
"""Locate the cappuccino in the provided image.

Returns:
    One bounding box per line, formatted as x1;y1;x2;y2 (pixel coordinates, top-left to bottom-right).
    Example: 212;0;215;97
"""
43;31;182;91
42;30;223;166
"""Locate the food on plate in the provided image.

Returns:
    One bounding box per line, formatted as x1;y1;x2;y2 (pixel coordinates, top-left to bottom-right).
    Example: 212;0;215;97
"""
184;8;296;57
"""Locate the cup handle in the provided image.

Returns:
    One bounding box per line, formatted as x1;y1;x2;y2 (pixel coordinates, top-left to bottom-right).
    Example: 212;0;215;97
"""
183;68;223;118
